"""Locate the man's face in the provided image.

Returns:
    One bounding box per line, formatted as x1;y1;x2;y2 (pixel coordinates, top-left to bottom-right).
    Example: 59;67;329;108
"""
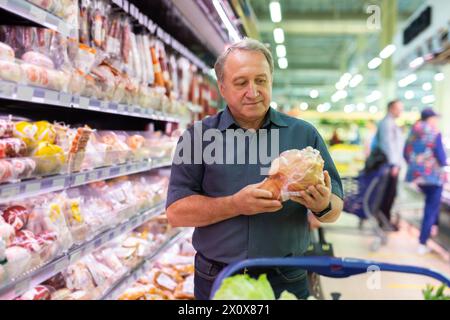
390;101;404;118
218;50;272;122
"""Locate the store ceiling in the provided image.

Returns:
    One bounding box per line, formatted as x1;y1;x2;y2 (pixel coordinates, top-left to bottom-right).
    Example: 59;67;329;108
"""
248;0;428;112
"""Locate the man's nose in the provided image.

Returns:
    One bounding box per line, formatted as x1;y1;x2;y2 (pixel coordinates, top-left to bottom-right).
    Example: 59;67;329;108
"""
245;83;258;98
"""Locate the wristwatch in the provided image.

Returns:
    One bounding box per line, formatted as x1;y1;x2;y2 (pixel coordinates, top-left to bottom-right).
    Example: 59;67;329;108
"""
312;201;332;218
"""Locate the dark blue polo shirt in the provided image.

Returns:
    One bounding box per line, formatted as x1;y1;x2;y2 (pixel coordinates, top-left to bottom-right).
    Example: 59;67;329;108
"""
166;107;343;264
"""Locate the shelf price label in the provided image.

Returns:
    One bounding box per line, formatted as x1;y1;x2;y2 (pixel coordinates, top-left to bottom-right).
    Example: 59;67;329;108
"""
44;90;59;104
53;258;70;273
14;278;31;297
30;4;47;22
60;92;72;105
73;173;86;186
17;85;33;101
0;81;15;97
25;181;41;194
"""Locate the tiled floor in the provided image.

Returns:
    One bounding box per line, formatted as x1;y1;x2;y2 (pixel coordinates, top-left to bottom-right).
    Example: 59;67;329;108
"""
317;192;450;300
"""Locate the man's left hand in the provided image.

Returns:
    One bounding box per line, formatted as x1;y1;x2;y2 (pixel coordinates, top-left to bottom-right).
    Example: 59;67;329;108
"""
290;170;332;213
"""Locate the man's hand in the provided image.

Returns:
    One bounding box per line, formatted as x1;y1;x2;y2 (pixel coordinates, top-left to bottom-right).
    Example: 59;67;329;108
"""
230;180;283;215
290;171;332;213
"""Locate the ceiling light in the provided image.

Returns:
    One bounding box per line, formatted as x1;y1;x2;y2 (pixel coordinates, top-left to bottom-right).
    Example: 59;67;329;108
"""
273;28;285;44
409;57;424;69
309;89;319;99
369;105;378;114
344;104;355;113
349;74;363;88
212;0;241;42
356;103;366;111
276;45;286;58
422;82;432;91
434;73;444;81
322;102;331;112
341;73;352;84
300;102;309;110
269;2;282;23
278;57;288;69
270;101;278;109
421;95;435;104
368;57;382;69
398;74;417;87
404;90;415;100
366;90;382;103
379;44;396;59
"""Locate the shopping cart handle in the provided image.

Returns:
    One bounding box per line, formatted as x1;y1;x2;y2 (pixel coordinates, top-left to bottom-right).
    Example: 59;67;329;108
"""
209;256;450;299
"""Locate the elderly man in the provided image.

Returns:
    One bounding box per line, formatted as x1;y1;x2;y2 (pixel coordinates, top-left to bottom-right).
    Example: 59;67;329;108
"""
166;38;343;300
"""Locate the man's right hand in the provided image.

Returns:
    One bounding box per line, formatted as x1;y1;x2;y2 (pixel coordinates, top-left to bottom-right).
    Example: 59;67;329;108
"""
230;181;283;215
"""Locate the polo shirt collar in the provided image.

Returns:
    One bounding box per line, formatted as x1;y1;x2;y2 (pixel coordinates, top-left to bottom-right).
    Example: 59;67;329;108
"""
218;106;288;131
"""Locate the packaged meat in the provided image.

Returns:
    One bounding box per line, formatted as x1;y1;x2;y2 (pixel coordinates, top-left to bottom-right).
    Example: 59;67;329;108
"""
68;69;86;95
4;246;32;279
14;121;37;149
22;51;55;70
83;254;116;288
0;159;13;183
64;262;96;291
32;141;66;175
62;197;91;243
17;285;52;300
0;42;14;61
0;118;14;139
142;35;154;85
260;147;325;201
79;0;91;45
0;221;15;246
1;205;30;231
0;138;27;158
51;288;72;300
0;60;22;83
91;65;116;101
11;230;42;253
9;158;36;180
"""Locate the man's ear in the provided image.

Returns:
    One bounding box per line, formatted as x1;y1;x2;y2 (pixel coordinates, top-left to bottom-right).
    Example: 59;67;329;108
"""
218;81;225;98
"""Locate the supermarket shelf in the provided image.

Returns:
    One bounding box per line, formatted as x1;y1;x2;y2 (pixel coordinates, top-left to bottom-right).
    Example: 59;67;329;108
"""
102;228;191;300
0;0;77;38
0;202;166;300
0;80;183;123
0;159;172;203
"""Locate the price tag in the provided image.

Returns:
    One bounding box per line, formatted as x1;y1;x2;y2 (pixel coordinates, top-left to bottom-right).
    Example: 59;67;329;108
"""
79;96;89;108
94;238;103;248
53;258;69;273
1;185;19;198
44;90;58;103
85;242;95;254
17;85;33;101
14;278;31;296
118;166;127;175
0;81;15;97
118;104;125;113
60;92;72;105
30;4;47;22
70;250;82;263
74;174;86;186
25;181;41;194
52;177;66;188
108;230;116;240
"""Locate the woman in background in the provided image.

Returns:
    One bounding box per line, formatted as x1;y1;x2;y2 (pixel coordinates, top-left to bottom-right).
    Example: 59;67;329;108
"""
404;108;447;255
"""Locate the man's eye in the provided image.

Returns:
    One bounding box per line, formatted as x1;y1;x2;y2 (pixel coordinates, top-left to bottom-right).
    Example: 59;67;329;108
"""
256;79;266;84
235;82;246;86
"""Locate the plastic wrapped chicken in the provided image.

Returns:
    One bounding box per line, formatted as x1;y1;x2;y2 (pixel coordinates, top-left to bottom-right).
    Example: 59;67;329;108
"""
260;147;325;201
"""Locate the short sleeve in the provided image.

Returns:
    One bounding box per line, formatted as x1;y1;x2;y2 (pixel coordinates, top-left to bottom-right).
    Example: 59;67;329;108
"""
166;127;205;209
312;128;344;200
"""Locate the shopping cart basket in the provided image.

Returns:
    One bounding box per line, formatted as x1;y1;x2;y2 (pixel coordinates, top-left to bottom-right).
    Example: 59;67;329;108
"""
210;256;450;300
341;164;393;250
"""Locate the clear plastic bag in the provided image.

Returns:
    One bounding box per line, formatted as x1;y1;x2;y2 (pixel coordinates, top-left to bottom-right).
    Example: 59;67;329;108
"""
260;147;325;201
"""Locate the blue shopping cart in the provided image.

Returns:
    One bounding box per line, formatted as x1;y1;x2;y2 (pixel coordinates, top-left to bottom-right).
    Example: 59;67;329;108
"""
341;164;394;250
210;256;450;300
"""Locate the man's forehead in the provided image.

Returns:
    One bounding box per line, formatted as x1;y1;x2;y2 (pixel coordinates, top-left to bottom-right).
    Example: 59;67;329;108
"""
224;50;270;77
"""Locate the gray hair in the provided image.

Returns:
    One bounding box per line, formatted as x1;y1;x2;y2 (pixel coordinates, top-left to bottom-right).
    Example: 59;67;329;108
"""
214;38;274;83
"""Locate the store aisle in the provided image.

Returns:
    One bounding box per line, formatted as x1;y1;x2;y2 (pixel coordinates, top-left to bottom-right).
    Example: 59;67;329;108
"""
320;211;450;300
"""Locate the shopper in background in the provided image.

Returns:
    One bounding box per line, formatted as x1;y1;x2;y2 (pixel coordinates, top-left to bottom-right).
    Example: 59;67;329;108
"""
329;129;343;146
166;38;343;300
368;100;405;230
404;108;447;255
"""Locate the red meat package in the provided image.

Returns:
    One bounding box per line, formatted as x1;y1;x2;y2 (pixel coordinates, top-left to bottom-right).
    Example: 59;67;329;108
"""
16;285;52;300
0;138;27;159
1;205;30;231
260;147;325;201
0;118;14;139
